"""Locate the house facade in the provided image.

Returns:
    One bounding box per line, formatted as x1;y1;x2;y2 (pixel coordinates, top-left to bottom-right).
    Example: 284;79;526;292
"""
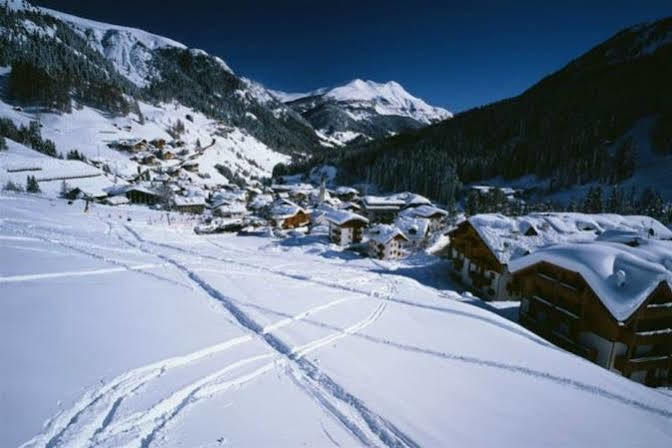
366;225;408;260
510;240;672;387
324;210;369;246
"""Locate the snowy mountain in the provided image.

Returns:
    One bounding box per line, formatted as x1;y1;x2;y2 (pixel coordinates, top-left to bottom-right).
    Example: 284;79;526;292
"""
328;17;672;203
274;79;452;144
0;0;330;185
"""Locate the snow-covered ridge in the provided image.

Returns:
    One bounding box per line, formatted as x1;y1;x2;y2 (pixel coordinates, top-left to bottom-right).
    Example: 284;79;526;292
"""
278;79;452;124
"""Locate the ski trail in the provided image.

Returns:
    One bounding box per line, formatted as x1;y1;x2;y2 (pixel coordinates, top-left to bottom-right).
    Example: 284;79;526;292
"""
262;296;363;335
95;302;387;448
120;223;420;448
94;354;278;448
21;335;253;448
0;263;166;283
135;229;552;349
13;227;191;290
290;302;387;360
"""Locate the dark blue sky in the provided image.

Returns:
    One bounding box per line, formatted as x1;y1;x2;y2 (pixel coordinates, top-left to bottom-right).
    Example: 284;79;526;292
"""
33;1;672;112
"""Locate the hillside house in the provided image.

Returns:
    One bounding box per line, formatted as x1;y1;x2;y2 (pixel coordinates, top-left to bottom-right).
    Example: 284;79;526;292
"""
324;209;369;246
361;196;405;223
447;213;672;301
510;238;672;387
172;196;206;214
396;216;430;250
366;224;409;260
123;186;161;205
269;200;311;229
334;186;359;201
399;205;448;231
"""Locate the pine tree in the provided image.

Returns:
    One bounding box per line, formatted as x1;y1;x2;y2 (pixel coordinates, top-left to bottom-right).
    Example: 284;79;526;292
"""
26;175;40;193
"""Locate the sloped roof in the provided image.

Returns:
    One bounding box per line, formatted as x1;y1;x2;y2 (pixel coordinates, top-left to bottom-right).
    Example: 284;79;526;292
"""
367;224;409;245
463;213;672;265
270;199;307;219
400;204;448;219
324;209;369;226
509;239;672;322
395;216;430;242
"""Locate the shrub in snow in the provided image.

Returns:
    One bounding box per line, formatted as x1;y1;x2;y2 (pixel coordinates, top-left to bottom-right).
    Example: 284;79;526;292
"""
3;180;23;192
0;135;6;151
26;175;41;193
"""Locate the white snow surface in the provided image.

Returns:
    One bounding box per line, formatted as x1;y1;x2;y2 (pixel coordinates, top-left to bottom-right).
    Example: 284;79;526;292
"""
0;97;289;184
2;194;672;448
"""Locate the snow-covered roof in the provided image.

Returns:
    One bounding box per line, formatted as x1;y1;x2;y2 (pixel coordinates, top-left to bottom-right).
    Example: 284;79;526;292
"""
106;195;130;205
324;209;369;226
214;202;248;214
400;204;448;219
249;194;274;210
362;195;405;209
270;200;307;219
396;216;430;242
334;186;359;196
173;195;205;207
211;190;247;208
509;239;672;322
463;213;672;265
367;224;408;245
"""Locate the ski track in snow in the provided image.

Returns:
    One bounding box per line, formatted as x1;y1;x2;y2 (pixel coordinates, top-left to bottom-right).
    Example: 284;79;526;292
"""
124;225;672;422
0;263;167;283
118;223;421;448
17;219;672;448
137;231;554;350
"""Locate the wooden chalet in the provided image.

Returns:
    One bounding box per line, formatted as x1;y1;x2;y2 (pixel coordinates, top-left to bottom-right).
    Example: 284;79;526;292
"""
123;186;161;205
510;239;672;387
324;209;369;246
269;200;311;229
361;196;405;224
172;196;205;214
366;224;408;260
446;213;672;301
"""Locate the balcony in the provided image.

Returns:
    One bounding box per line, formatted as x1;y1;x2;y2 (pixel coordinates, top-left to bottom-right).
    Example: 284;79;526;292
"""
614;354;672;376
640;302;672;319
628;328;672;345
520;313;596;361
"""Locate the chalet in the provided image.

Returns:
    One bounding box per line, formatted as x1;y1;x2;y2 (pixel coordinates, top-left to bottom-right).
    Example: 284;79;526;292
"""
156;149;175;160
446;213;672;301
172;195;206;214
104;195;130;206
141;154;157;165
399;205;448;231
361;196;405;224
366;224;409;260
269;200;311;229
324;210;369;246
214;202;248;219
123;186;161;205
395;216;430;250
333;186;359;201
510;239;672;387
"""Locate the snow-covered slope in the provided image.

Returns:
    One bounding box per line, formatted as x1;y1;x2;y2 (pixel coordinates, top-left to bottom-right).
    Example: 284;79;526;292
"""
0;0;325;168
275;79;452;144
2;194;672;447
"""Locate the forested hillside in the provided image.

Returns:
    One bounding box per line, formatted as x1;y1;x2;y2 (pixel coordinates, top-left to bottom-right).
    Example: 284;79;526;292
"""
316;18;672;201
